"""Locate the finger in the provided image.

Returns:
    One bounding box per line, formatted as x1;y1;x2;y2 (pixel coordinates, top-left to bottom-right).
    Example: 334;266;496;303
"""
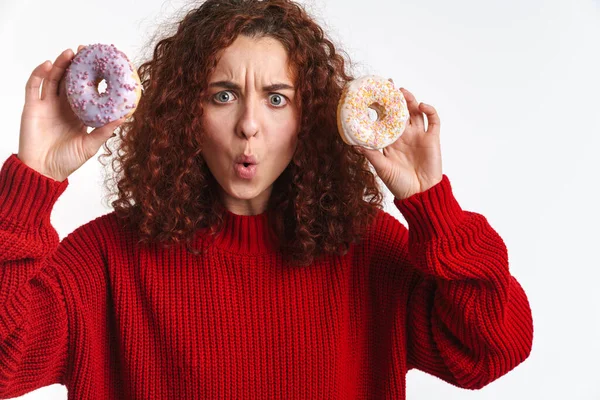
41;48;75;101
399;87;425;129
58;73;67;99
56;46;84;97
25;60;52;103
354;146;386;173
420;103;441;134
83;117;125;157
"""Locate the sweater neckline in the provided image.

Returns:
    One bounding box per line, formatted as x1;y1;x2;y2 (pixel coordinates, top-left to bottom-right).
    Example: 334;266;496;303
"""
203;207;280;255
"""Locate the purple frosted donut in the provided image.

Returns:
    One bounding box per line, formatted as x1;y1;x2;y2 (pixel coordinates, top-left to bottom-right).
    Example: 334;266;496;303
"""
65;43;142;127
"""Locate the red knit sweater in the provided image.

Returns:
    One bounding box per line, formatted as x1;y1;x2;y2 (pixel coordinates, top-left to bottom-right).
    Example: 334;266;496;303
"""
0;153;533;399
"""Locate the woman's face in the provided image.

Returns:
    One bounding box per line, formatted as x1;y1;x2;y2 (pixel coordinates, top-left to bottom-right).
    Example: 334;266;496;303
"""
200;35;300;216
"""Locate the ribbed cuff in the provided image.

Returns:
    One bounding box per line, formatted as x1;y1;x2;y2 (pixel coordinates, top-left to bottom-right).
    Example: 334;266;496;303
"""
393;174;465;242
0;154;69;228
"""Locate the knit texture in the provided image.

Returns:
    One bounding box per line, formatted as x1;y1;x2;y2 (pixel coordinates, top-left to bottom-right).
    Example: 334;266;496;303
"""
0;153;533;399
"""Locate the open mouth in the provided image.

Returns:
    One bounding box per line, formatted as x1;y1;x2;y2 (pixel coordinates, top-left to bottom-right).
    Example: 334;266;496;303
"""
235;162;257;179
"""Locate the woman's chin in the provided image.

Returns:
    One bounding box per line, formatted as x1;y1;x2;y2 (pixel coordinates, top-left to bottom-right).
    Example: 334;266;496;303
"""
223;183;265;201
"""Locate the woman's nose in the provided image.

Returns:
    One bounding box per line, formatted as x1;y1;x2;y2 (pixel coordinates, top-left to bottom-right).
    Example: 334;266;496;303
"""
237;99;259;138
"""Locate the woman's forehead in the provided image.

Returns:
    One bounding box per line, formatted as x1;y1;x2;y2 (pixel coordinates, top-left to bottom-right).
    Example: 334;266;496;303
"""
210;36;296;83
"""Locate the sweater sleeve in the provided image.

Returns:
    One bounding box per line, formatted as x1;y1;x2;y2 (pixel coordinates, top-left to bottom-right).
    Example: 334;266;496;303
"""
0;153;71;398
391;175;533;390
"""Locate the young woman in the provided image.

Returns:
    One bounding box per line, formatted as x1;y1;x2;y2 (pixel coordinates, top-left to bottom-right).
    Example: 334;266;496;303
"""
0;0;533;398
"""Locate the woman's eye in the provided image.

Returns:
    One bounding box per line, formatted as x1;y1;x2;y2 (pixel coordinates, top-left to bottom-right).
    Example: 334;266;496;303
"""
269;93;287;107
214;90;235;103
212;91;287;107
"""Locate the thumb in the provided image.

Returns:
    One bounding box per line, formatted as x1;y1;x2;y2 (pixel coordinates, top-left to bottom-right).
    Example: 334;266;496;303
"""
84;117;125;155
355;146;387;173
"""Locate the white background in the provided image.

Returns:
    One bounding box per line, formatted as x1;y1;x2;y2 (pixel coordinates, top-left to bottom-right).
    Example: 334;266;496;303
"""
1;0;599;399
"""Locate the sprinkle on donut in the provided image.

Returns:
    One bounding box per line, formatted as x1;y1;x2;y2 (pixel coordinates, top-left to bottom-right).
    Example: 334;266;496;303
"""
65;43;142;127
337;75;409;149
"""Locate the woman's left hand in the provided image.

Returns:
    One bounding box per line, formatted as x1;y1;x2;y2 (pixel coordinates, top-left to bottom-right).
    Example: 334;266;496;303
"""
356;84;443;200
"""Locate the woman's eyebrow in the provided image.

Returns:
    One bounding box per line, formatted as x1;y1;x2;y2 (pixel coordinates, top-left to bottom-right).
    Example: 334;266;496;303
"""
208;81;295;92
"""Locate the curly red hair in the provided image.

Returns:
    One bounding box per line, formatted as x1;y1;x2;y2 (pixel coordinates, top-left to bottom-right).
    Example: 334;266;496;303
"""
99;0;385;266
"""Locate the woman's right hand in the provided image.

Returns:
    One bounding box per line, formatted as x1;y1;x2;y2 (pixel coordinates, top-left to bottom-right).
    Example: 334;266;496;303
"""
18;46;125;182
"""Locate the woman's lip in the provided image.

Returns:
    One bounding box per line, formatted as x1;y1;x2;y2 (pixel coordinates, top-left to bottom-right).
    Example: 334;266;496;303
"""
234;163;257;179
235;155;258;164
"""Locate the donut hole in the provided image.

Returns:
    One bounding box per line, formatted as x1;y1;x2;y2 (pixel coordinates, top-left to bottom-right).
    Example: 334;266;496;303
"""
97;79;108;94
367;108;378;121
368;102;386;121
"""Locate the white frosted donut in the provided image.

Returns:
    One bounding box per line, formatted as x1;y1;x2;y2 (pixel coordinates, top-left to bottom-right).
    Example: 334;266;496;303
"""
337;75;409;149
65;43;142;128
